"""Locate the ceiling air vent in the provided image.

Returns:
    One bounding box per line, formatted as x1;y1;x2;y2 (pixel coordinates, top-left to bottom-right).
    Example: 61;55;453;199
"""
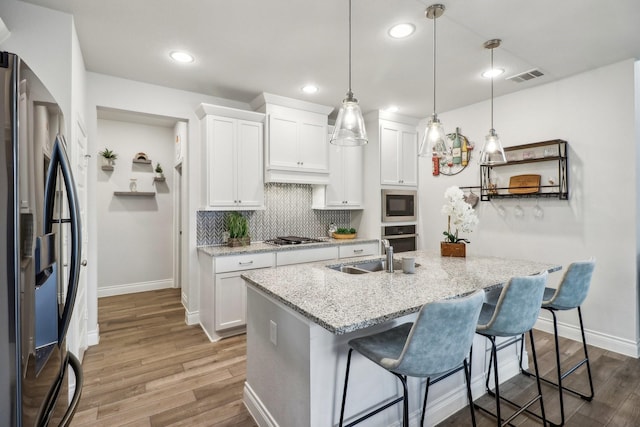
506;69;544;83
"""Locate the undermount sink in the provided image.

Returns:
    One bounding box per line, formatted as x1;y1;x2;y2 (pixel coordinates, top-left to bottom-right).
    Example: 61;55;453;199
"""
328;258;419;274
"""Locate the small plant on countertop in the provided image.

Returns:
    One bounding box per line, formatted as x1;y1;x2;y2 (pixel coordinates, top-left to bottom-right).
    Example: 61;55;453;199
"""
225;212;250;246
335;227;357;234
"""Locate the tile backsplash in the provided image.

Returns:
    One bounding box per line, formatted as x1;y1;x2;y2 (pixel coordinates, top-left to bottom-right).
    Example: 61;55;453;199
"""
197;183;351;246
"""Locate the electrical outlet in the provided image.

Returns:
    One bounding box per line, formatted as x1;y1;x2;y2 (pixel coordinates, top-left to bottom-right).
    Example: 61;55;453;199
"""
270;320;277;346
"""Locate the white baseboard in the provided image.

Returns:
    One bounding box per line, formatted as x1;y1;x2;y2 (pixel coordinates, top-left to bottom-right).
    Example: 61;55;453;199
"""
98;279;173;298
244;382;279;427
184;308;199;325
534;317;639;358
87;324;100;346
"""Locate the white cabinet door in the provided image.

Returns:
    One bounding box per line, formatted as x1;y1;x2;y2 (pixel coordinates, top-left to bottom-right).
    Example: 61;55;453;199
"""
343;146;363;207
207;116;237;208
400;129;418;186
268;114;299;170
380;121;418;186
319;144;363;209
263;102;331;184
215;271;247;331
299;120;328;173
236;120;264;207
204;114;264;210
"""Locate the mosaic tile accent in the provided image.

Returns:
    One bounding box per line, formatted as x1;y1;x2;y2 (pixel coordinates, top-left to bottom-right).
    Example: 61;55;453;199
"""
197;183;351;246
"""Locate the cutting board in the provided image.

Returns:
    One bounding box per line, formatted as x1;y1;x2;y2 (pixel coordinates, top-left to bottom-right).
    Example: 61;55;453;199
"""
508;174;541;194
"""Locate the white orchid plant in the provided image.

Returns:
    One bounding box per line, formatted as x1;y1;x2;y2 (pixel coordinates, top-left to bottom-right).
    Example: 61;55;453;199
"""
442;186;479;243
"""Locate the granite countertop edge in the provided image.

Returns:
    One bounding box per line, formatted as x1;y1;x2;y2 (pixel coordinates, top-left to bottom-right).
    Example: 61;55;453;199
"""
197;237;380;257
240;251;562;336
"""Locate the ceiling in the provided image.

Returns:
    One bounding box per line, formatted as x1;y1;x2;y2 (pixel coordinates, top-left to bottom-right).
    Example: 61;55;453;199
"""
21;0;640;119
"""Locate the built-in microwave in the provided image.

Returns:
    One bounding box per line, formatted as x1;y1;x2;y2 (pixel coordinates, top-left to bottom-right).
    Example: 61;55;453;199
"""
382;189;417;222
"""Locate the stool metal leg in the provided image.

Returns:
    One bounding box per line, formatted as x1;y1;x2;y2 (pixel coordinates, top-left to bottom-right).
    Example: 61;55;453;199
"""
463;359;477;427
420;378;431;427
338;348;407;427
339;348;354;427
474;334;547;427
520;307;595;426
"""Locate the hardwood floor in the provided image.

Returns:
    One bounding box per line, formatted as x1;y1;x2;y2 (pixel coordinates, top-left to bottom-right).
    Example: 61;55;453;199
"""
72;289;639;426
71;288;256;427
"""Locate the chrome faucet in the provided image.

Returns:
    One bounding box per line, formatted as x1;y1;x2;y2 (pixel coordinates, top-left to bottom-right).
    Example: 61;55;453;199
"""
381;239;394;273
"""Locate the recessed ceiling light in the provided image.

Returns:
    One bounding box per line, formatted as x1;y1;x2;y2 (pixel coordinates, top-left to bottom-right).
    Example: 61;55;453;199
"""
388;23;415;39
482;68;504;78
301;84;319;94
384;105;399;113
170;51;194;63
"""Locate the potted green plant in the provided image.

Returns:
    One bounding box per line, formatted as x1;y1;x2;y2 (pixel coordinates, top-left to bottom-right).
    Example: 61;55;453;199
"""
332;227;357;239
98;147;118;167
155;163;164;178
225;212;250;247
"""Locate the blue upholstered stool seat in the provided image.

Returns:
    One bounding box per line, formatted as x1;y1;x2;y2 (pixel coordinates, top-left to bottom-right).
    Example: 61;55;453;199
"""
339;290;484;427
474;272;549;427
520;259;596;427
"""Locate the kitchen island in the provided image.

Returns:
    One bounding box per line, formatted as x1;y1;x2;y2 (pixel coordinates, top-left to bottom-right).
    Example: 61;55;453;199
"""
241;251;560;427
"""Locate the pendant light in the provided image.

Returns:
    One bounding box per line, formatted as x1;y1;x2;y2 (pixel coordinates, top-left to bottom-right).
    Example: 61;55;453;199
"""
479;39;507;165
418;4;446;157
331;0;367;146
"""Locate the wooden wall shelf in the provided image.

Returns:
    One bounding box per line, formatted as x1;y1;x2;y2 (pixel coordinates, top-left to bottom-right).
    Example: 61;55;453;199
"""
114;191;155;197
480;139;568;201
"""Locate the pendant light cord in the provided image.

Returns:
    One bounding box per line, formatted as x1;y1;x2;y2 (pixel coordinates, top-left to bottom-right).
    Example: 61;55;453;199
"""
490;46;494;130
432;11;437;115
348;0;353;97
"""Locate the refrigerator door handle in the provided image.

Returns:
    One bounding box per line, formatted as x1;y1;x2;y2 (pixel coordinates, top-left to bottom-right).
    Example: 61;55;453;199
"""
43;135;82;344
59;352;83;427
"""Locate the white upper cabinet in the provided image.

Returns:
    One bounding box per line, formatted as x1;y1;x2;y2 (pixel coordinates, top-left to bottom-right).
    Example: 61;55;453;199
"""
379;120;418;187
313;141;363;209
196;104;265;210
251;93;333;185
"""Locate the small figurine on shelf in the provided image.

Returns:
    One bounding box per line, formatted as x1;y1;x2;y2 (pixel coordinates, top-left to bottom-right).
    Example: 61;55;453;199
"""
155;163;164;179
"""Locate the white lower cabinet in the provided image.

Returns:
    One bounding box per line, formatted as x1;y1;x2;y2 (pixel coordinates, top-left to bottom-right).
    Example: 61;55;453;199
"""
199;241;379;341
338;242;379;259
214;271;248;330
199;251;275;341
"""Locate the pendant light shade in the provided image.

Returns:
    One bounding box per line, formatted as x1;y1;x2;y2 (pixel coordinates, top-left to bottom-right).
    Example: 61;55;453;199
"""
331;0;367;146
418;4;446;157
479;39;507;165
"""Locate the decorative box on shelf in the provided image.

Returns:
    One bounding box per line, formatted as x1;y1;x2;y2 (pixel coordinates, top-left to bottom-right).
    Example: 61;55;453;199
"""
440;242;466;257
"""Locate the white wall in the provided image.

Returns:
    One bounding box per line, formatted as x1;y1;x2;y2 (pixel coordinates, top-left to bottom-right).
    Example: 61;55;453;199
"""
0;0;73;134
96;119;174;295
86;72;249;333
419;59;639;356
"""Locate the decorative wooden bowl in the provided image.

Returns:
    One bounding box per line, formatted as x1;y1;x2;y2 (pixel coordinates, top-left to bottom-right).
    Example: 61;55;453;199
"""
332;233;357;239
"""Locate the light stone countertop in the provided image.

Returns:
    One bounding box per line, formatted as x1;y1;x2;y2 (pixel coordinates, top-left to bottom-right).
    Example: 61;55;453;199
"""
241;250;562;335
197;237;380;257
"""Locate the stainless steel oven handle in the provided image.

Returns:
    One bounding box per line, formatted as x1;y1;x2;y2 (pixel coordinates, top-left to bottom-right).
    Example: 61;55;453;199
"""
382;234;418;239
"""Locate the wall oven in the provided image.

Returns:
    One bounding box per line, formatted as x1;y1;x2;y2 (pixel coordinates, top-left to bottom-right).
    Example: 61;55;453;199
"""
382;189;417;222
381;225;417;253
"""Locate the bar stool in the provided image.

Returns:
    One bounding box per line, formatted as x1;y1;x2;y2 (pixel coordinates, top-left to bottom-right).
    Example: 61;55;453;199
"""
519;259;596;427
338;290;484;427
474;272;548;427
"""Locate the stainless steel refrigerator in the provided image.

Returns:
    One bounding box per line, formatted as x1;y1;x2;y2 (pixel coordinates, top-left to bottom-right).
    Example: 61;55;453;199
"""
0;51;83;426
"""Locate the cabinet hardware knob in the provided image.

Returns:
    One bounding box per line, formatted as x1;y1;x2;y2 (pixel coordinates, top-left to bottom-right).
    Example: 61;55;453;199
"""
239;261;254;265
354;249;363;253
81;260;87;266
